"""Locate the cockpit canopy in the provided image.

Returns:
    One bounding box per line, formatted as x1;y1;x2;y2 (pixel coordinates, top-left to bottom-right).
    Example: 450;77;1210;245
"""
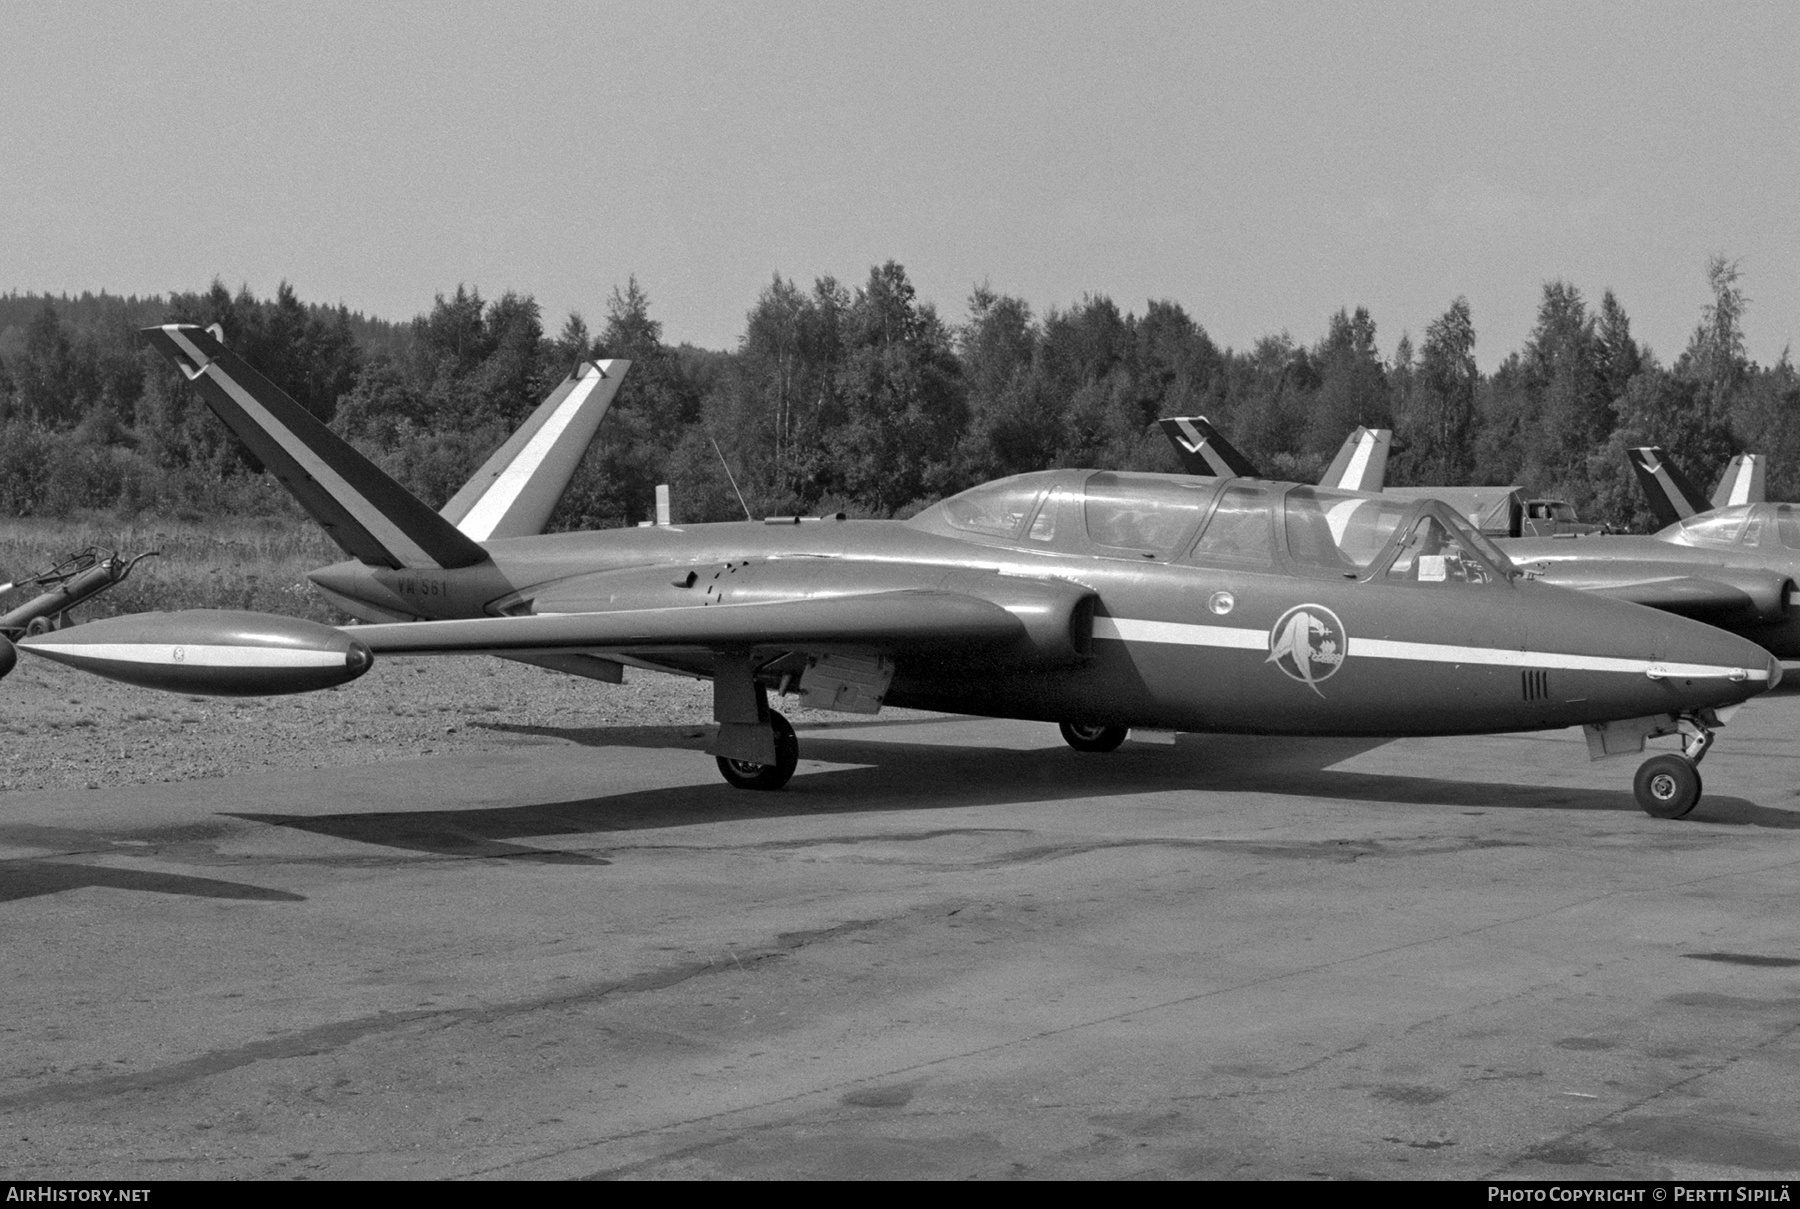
922;470;1518;585
1656;502;1800;552
1665;505;1757;547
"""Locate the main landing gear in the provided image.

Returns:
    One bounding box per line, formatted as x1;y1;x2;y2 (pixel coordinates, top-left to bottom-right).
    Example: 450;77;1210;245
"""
716;711;799;791
1059;722;1130;753
1632;714;1715;819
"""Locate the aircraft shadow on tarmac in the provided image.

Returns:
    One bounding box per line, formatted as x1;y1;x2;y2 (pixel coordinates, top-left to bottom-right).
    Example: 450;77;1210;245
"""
0;857;306;904
229;725;1790;861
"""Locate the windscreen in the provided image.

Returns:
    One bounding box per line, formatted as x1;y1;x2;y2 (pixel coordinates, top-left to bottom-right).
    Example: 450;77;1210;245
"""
1675;508;1751;547
940;480;1047;539
1385;509;1514;585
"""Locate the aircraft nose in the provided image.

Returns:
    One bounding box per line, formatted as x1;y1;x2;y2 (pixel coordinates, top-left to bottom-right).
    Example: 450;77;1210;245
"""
1645;611;1780;708
1525;586;1778;715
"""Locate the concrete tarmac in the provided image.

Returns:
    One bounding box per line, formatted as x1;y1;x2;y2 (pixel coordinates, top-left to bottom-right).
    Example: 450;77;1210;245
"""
5;691;1800;1180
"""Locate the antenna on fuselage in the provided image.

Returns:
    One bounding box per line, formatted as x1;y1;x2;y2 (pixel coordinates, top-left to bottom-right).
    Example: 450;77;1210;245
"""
710;436;753;522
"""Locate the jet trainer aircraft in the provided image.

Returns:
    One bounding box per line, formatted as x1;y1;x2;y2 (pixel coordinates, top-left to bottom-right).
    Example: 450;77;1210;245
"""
13;325;1784;820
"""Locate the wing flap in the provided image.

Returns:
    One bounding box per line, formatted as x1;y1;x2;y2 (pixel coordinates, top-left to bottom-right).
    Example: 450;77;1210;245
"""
345;590;1026;656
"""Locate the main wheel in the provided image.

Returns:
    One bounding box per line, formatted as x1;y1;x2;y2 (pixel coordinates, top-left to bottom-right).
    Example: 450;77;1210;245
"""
716;711;799;791
1059;721;1129;753
1634;753;1702;819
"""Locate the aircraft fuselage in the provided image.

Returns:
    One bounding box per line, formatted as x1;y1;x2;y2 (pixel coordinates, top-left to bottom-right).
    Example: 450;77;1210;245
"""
308;473;1776;739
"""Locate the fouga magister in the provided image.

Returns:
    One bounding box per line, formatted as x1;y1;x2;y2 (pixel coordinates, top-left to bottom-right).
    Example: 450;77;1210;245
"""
15;325;1784;819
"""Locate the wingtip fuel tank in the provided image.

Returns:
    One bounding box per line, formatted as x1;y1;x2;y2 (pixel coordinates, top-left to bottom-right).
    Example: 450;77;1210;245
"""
17;610;372;696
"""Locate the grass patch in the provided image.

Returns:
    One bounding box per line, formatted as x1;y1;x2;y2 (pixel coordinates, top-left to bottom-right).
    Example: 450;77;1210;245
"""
0;513;348;624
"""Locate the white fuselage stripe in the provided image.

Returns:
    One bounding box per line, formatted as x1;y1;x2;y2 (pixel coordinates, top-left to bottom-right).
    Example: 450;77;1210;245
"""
458;369;604;540
166;329;439;569
24;641;344;669
1090;616;1767;681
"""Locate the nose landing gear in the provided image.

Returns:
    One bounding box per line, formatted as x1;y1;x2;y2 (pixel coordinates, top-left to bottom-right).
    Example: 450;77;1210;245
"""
1633;714;1714;819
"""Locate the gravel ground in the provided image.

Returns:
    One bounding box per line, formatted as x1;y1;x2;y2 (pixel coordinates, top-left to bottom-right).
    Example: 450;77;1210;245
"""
0;654;874;793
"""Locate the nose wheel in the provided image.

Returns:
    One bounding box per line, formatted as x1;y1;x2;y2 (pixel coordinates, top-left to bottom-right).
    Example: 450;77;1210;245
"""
716;711;799;790
1634;754;1702;819
1632;714;1713;819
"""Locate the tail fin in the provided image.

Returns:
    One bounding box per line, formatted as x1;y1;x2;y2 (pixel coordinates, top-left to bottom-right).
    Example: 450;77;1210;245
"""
1157;416;1262;478
439;360;628;540
1711;453;1767;510
1319;427;1391;492
142;324;488;570
1626;446;1711;529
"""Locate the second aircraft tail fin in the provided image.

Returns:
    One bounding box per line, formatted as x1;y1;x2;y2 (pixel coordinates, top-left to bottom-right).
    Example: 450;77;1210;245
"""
1157;416;1262;478
142;324;489;570
1711;454;1767;511
439;359;629;540
1626;446;1712;530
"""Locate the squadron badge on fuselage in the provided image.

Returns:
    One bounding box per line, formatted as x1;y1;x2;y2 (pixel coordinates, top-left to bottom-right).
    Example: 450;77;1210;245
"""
1267;604;1347;696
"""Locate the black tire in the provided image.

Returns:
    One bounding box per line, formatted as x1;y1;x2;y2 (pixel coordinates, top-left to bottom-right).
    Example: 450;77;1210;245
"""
1634;753;1702;819
1059;721;1129;753
716;711;799;791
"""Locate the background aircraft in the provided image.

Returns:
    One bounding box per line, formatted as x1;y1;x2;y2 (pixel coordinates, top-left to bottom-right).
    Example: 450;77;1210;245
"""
1159;418;1598;537
1627;446;1767;530
15;326;1782;819
1159;417;1388;492
1495;448;1800;658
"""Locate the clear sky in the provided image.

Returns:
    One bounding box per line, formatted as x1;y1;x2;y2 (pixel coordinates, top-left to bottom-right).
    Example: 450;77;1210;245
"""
4;1;1796;370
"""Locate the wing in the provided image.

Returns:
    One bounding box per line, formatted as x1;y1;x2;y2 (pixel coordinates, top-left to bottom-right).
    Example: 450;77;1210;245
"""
13;564;1098;703
345;590;1028;657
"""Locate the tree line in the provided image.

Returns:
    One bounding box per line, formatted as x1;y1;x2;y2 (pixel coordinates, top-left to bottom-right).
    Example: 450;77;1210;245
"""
1;257;1795;533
